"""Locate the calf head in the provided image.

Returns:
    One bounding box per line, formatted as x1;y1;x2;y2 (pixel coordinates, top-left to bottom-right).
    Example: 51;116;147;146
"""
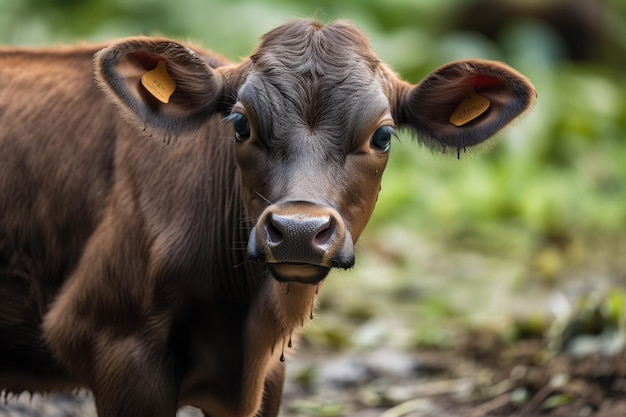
96;19;535;285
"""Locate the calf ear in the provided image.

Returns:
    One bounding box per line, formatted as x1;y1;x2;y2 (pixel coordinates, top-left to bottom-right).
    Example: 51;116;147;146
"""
397;59;536;153
95;37;225;137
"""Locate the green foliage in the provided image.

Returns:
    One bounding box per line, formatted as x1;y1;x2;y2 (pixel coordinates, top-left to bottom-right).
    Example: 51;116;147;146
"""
551;288;626;356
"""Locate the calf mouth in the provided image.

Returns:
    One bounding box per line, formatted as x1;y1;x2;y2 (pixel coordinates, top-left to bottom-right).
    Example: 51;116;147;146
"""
268;263;331;285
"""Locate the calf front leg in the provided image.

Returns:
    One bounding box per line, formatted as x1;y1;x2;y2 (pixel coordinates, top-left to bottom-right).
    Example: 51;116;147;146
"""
44;276;179;417
91;334;178;417
259;361;285;417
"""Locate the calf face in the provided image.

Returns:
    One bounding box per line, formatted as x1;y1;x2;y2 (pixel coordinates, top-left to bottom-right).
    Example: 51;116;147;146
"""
97;20;535;287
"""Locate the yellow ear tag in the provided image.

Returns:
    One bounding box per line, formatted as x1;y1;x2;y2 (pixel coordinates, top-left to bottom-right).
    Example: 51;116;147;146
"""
449;93;491;126
141;60;176;104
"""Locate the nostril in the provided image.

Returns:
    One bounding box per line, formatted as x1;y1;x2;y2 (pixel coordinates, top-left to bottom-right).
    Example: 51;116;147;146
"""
266;215;284;245
254;203;353;268
313;217;335;248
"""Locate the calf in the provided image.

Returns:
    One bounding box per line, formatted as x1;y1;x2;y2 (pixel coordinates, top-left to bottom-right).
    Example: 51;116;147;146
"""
0;19;535;417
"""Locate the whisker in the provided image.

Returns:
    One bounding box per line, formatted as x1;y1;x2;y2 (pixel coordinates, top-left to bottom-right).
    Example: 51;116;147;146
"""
255;191;273;206
233;259;248;269
238;217;257;224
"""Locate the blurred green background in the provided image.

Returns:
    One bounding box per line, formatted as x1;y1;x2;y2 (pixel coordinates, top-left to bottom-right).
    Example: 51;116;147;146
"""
2;0;625;364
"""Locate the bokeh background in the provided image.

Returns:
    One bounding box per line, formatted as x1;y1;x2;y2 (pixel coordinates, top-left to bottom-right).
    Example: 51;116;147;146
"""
1;0;625;416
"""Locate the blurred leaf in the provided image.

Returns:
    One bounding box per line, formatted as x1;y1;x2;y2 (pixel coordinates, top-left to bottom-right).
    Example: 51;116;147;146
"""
542;393;572;410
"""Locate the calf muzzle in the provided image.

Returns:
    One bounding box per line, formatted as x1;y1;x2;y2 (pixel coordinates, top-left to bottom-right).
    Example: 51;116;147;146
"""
247;202;354;284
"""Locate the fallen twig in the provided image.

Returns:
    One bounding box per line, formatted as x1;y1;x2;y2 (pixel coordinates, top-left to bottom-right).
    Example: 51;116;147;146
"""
469;392;512;417
380;378;473;417
379;398;437;417
519;382;555;417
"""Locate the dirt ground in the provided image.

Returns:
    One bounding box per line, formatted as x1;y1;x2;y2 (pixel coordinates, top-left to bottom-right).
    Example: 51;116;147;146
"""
3;322;624;416
280;334;626;417
1;325;624;417
445;334;626;417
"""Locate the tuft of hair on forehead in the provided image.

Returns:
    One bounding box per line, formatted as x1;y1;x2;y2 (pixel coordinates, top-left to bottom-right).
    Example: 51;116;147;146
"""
242;19;388;140
250;19;381;77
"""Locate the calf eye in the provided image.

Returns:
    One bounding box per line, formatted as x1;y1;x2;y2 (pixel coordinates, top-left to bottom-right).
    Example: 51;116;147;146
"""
230;113;251;142
370;126;395;152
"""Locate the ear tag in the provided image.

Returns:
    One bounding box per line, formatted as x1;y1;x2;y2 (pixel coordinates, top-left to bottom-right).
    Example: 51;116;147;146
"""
449;92;490;126
141;60;176;104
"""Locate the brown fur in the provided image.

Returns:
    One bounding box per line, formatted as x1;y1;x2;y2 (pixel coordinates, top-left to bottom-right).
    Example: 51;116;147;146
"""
0;19;535;416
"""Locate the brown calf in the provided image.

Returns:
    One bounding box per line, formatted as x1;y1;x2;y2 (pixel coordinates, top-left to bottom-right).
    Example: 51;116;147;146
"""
0;19;535;417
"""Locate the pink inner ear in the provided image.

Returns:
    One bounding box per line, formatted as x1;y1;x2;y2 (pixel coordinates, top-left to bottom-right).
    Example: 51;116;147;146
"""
132;52;166;72
472;75;507;92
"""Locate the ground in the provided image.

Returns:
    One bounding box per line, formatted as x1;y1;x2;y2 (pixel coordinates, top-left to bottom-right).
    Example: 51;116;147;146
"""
3;335;623;417
280;332;626;417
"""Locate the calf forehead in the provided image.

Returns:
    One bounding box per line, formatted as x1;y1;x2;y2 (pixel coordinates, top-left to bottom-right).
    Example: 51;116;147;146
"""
240;20;390;146
251;20;381;85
